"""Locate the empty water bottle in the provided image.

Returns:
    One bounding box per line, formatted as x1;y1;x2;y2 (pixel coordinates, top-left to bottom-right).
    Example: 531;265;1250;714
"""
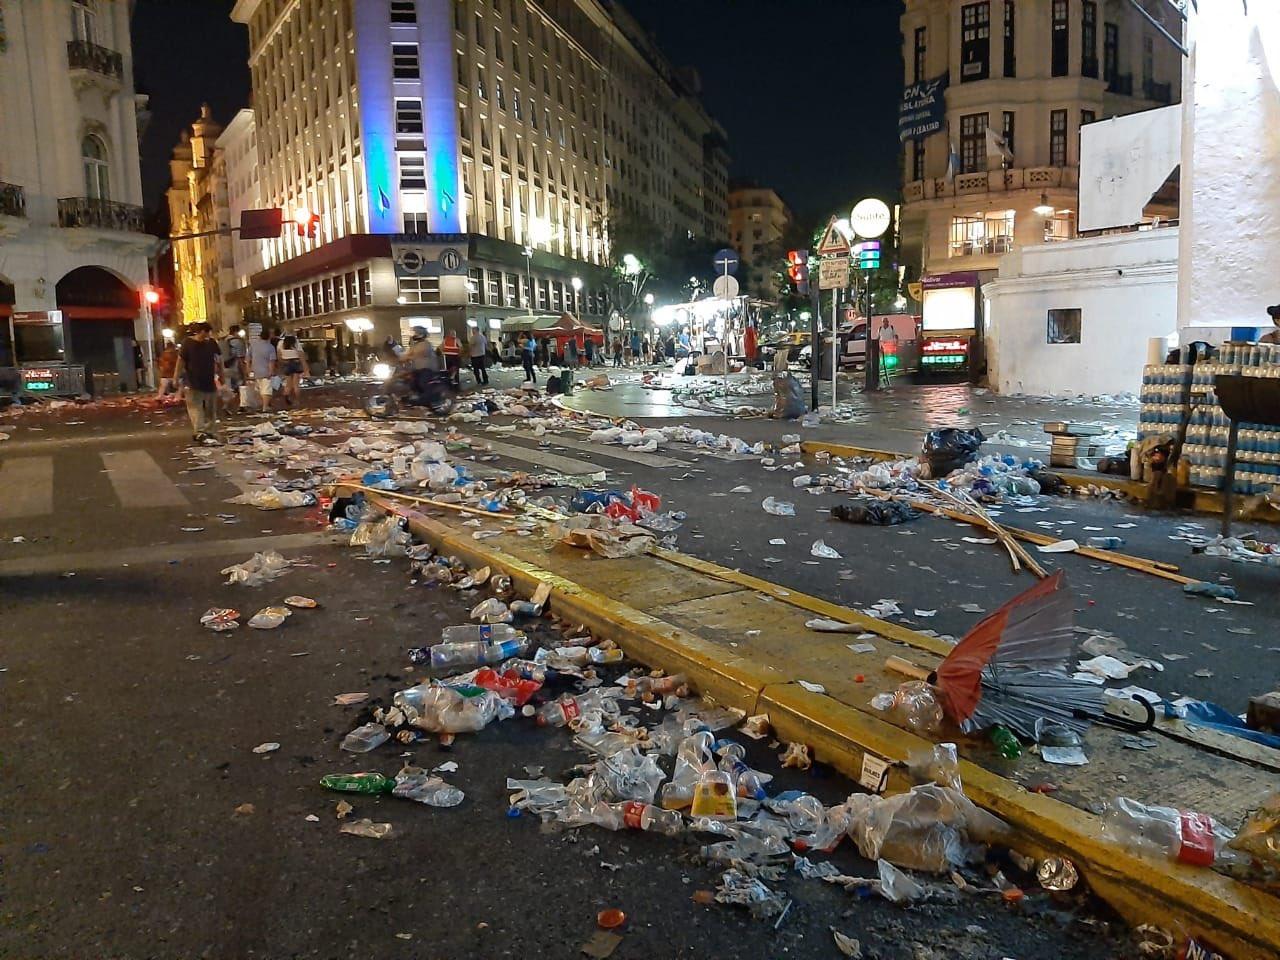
1086;536;1126;550
590;800;684;836
714;740;772;800
440;623;524;645
341;722;390;753
320;772;397;795
536;691;599;727
429;635;528;674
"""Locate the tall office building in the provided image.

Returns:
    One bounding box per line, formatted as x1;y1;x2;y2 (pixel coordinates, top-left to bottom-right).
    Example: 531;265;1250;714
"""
899;0;1182;281
229;0;729;355
728;183;792;303
0;0;156;390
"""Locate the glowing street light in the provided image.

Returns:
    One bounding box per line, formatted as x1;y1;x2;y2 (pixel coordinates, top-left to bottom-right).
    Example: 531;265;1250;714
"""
621;253;643;276
527;216;552;247
1034;193;1056;216
643;293;654;306
142;287;160;305
161;327;175;340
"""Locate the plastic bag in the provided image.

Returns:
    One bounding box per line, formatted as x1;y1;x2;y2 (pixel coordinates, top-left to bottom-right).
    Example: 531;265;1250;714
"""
221;550;292;586
597;746;667;804
350;516;411;557
832;500;920;526
393;767;465;807
761;497;796;517
228;487;317;510
906;742;962;791
715;868;787;918
920;428;986;480
844;783;1007;873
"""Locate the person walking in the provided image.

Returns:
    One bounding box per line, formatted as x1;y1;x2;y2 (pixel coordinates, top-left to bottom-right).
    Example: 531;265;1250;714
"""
612;337;623;367
156;342;179;396
744;323;758;369
629;329;641;366
173;323;221;442
277;334;305;407
247;328;277;410
440;329;462;386
538;336;550;370
565;335;578;368
221;325;247;412
468;326;490;386
521;332;537;383
131;339;146;391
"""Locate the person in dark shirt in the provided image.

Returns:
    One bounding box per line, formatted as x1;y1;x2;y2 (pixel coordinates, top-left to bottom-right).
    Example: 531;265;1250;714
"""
173;323;222;442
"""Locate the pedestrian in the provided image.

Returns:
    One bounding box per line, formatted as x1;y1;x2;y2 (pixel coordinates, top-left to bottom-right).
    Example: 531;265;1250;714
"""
156;341;179;396
744;323;758;368
565;335;578;368
630;329;641;365
324;339;338;377
468;325;490;386
247;328;277;410
441;328;462;386
221;325;247;412
666;334;676;360
521;332;537;383
584;336;595;367
277;334;305;407
173;322;221;442
538;336;550;370
132;339;146;390
642;337;652;365
612;337;623;367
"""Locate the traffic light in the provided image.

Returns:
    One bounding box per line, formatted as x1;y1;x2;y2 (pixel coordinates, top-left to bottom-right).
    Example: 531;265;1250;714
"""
786;249;810;295
293;207;321;238
854;241;881;271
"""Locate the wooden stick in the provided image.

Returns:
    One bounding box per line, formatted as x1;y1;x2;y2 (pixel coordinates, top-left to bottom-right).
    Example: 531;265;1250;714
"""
342;483;518;519
863;489;1196;585
924;481;1048;578
886;655;933;681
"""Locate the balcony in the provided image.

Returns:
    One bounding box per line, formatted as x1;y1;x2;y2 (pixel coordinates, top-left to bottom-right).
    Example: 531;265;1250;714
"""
0;182;26;218
1106;72;1134;95
57;197;146;233
903;166;1078;204
66;39;124;92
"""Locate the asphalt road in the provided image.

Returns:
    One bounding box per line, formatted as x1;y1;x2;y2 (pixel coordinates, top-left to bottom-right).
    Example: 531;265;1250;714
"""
0;380;1271;958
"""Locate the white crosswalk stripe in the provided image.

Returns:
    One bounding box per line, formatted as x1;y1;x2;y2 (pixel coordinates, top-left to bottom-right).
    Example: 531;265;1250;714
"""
100;450;190;508
0;456;55;519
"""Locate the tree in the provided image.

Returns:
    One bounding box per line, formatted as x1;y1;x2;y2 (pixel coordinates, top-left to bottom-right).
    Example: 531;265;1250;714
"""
603;209;725;321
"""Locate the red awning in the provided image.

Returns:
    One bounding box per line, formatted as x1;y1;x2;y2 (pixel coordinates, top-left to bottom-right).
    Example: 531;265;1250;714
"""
58;305;138;321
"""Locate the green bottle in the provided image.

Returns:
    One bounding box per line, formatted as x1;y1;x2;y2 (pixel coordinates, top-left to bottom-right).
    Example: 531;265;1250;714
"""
320;772;396;795
990;725;1022;760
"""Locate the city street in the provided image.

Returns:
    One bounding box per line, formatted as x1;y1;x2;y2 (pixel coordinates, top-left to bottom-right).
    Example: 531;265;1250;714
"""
2;377;1276;958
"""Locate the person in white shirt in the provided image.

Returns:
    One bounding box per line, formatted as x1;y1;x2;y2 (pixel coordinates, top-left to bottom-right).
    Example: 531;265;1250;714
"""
468;329;490;386
246;329;277;410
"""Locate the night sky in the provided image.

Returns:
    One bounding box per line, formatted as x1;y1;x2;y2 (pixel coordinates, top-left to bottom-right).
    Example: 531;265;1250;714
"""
131;0;903;229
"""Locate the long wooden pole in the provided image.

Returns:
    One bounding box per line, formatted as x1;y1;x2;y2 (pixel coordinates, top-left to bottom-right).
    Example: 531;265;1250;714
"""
341;483;517;519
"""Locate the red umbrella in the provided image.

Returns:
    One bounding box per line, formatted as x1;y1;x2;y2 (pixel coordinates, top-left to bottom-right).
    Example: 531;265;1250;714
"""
933;571;1071;727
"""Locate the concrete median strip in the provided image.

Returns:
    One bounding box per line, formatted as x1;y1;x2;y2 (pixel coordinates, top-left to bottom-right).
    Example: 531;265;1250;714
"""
344;484;1280;959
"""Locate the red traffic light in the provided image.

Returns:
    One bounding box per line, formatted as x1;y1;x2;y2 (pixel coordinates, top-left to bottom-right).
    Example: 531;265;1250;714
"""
786;249;810;293
292;207;321;237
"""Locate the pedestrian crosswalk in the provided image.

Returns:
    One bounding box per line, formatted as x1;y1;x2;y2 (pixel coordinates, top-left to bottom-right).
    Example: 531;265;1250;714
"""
0;448;193;520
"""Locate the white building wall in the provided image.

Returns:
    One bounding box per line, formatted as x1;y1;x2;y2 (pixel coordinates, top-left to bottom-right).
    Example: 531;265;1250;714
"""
215;108;265;295
984;228;1178;397
1177;2;1280;341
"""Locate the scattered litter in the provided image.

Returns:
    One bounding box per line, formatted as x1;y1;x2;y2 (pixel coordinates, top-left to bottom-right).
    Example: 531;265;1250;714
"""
1036;539;1079;553
797;680;826;694
339;819;393;840
761;497;796;517
252;742;280;754
200;608;240;631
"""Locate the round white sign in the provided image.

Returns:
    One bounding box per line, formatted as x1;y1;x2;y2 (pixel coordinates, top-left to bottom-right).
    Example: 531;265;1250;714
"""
850;198;891;239
712;274;740;301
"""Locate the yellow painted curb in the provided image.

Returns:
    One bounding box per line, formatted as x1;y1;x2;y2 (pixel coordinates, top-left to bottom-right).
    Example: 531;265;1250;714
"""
338;484;1280;959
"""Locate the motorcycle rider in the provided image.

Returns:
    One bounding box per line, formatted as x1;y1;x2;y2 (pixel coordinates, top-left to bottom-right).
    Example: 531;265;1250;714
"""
404;326;442;396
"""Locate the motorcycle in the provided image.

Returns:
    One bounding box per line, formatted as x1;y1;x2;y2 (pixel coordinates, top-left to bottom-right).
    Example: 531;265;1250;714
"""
366;362;456;418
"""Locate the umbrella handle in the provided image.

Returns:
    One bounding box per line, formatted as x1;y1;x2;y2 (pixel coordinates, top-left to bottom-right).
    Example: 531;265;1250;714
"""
1077;695;1156;733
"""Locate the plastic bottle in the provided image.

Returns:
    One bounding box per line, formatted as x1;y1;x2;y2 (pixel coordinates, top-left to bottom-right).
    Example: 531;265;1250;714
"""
1102;797;1240;866
429;635;529;674
625;673;687;698
990;724;1022;759
1086;536;1126;550
588;646;624;665
590;801;684;836
503;659;551;683
341;722;390;753
440;623;524;644
714;740;772;800
320;772;397;795
536;690;600;727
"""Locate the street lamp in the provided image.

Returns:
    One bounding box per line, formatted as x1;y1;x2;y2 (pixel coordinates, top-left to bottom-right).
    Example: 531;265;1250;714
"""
621;253;642;276
1034;193;1056;216
571;276;582;323
643;292;654;306
161;327;175;340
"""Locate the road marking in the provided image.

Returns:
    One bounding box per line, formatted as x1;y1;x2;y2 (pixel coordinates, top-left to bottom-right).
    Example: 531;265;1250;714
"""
457;436;611;477
0;457;54;519
532;434;687;468
100;450;190;508
0;425;190;452
0;531;346;577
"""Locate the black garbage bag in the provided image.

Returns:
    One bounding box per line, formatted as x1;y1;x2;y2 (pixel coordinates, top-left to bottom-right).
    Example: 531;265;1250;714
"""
832;500;920;526
920;427;986;479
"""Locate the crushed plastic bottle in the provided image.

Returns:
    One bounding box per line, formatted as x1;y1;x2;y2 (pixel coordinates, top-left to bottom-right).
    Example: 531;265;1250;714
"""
588;800;684;836
340;723;390;753
1101;797;1241;866
714;740;772;800
596;746;666;804
392;767;465;807
536;690;610;727
470;597;513;624
439;622;523;645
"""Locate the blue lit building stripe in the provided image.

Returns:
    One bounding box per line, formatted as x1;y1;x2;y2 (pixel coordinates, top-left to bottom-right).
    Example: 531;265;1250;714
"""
418;0;463;233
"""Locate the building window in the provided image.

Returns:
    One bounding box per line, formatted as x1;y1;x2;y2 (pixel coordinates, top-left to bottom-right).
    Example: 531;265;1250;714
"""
399;153;426;189
1002;0;1016;77
949;211;1014;257
395;98;423;136
81;134;109;200
487;272;500;304
1081;109;1096;126
477;64;488;101
913;26;927;83
959;112;987;173
71;0;96;44
1001;111;1016;160
1104;23;1119;83
1143;35;1155;90
1047;308;1082;344
494;28;503;61
404;211;429;233
1050;109;1068;166
392;43;420;80
1082;1;1098;78
390;0;416;25
1051;0;1069;77
1045;209;1075;242
495;78;506;111
468;268;483;304
398;275;440;303
912;141;925;182
960;2;991;82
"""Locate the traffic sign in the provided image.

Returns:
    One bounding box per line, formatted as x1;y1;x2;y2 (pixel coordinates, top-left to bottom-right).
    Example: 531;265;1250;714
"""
818;257;849;290
815;218;851;257
712;248;740;275
850;198;892;239
712;274;740;300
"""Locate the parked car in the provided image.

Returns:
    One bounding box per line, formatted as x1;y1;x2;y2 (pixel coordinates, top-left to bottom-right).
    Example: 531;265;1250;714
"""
759;332;811;368
797;323;868;371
